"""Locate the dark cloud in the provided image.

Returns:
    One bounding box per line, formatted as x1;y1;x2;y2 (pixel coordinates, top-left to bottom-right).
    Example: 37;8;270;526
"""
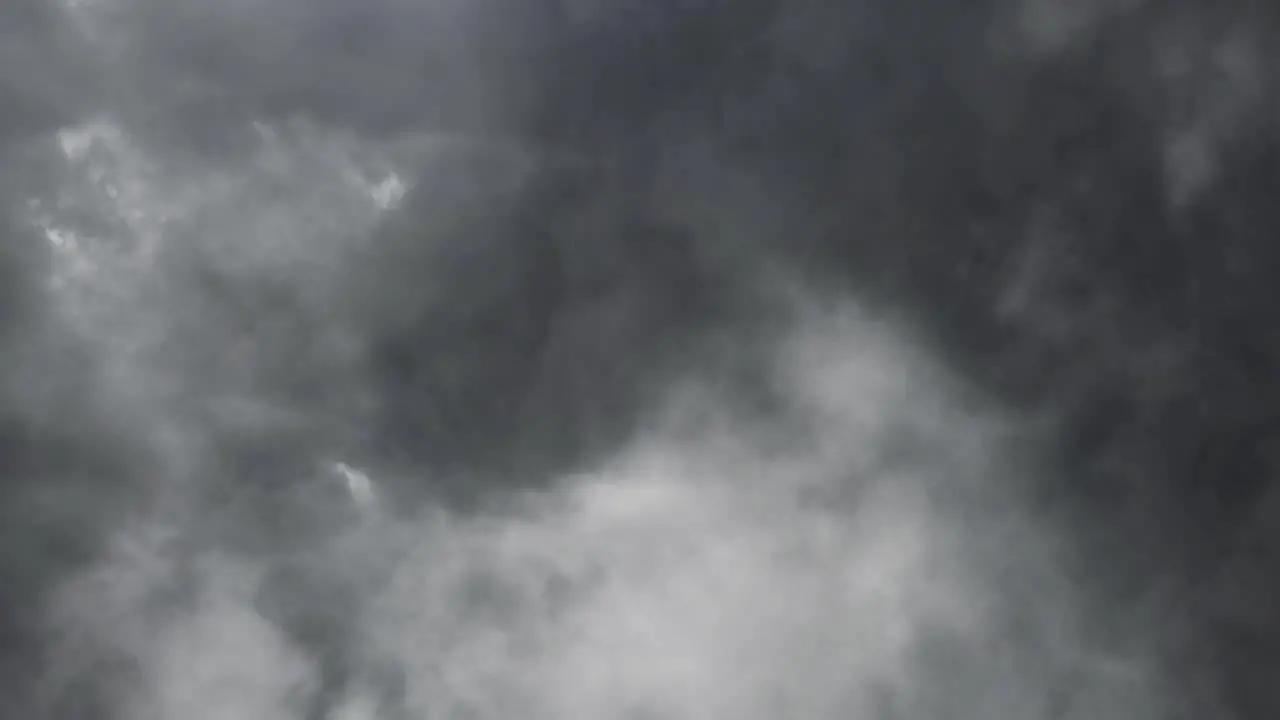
1;0;1279;718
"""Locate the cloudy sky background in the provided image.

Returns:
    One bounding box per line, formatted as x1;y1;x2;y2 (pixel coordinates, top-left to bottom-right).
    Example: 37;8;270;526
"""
1;1;1277;718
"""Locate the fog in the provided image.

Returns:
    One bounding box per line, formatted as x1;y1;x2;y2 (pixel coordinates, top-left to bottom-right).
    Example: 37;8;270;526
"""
1;0;1277;718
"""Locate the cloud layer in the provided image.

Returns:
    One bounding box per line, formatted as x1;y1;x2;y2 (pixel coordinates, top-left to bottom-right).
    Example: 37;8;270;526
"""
2;1;1277;719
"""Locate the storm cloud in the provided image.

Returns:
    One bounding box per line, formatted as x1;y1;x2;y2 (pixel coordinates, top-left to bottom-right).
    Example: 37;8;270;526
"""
1;1;1278;718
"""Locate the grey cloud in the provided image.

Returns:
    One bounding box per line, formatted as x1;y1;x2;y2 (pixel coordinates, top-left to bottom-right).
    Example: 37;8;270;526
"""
2;1;1280;719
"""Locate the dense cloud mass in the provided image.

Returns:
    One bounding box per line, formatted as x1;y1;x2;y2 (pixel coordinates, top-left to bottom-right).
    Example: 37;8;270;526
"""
2;0;1279;718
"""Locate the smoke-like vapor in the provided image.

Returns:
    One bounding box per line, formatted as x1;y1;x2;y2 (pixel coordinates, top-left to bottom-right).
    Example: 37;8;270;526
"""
2;0;1278;718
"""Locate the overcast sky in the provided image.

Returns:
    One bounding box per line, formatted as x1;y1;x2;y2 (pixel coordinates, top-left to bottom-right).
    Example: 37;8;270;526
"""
1;1;1278;719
